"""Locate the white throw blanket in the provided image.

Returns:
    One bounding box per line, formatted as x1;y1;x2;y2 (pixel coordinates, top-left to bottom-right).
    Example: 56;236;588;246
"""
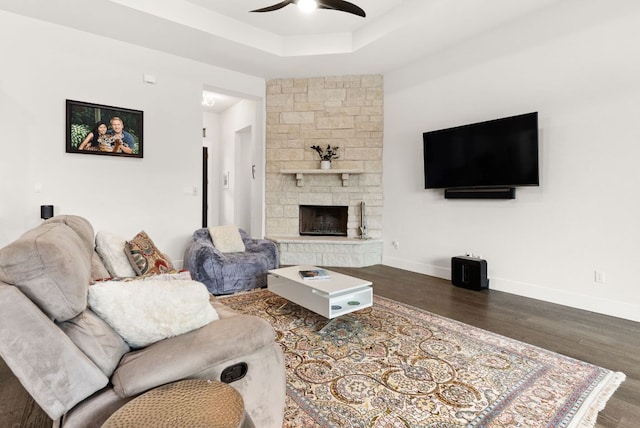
88;279;218;348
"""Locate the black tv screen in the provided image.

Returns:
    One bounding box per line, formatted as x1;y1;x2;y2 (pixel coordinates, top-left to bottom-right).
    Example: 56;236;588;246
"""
423;112;539;189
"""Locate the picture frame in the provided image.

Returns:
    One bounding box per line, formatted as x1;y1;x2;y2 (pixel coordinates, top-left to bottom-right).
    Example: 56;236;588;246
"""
66;99;143;158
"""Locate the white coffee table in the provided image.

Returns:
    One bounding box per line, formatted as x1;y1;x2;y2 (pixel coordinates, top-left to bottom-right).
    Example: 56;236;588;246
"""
267;265;373;322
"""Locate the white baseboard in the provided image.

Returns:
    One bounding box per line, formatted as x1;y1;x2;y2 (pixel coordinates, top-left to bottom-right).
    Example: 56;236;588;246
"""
382;256;640;323
382;256;450;279
488;276;640;323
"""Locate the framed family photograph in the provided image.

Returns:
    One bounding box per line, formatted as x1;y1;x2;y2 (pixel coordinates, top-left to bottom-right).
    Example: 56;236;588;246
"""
66;99;143;158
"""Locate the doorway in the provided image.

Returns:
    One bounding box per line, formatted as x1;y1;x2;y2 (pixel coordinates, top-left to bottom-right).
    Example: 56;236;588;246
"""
202;146;208;227
201;90;265;237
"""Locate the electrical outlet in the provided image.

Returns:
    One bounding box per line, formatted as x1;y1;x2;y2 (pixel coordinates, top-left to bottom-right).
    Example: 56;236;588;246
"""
392;241;399;250
594;270;606;284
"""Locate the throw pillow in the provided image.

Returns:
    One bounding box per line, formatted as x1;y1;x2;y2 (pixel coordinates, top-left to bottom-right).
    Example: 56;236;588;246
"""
87;279;219;348
95;270;192;283
208;225;245;253
95;231;137;278
125;231;174;276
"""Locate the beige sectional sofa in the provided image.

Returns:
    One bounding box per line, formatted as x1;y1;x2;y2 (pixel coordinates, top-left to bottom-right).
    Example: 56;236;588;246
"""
0;215;285;427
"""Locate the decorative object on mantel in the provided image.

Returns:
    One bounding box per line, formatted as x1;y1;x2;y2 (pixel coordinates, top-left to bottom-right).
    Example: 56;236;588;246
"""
311;145;339;169
360;201;369;239
280;168;363;187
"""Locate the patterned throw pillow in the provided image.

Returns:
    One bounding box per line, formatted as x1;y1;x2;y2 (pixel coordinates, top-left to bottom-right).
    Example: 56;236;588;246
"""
208;225;246;253
125;231;174;276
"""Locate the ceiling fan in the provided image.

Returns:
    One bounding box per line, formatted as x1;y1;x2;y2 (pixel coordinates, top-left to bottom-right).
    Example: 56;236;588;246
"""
251;0;366;17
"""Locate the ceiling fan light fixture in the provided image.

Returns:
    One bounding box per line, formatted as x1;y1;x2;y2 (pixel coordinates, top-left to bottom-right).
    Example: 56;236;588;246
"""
250;0;365;17
297;0;318;13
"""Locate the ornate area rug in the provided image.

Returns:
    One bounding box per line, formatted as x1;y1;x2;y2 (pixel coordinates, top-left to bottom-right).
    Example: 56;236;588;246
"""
221;289;625;428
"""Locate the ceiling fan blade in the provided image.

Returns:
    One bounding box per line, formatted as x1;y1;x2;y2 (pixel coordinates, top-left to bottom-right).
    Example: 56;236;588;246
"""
250;1;295;13
318;0;366;17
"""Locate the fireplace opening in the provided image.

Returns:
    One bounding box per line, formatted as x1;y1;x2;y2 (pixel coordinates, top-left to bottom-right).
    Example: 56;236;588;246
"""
299;205;348;236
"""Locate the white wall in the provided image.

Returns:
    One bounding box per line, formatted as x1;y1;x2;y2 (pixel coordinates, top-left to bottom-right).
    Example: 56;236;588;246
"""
0;11;264;265
383;2;640;322
218;100;262;234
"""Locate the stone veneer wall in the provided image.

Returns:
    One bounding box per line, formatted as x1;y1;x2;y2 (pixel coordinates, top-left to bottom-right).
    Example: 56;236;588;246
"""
265;75;384;243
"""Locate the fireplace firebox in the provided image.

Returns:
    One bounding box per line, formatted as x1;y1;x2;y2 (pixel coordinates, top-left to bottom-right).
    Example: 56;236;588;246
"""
299;205;348;236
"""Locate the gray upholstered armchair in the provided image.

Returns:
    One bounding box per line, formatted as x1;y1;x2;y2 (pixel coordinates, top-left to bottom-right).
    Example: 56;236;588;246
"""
183;228;279;295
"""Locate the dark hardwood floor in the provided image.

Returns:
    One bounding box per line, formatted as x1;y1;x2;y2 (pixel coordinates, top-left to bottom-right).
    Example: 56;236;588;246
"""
331;265;640;428
2;265;638;427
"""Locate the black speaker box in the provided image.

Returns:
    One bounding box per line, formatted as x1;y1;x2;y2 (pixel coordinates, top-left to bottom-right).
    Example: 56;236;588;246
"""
451;256;489;290
40;205;54;220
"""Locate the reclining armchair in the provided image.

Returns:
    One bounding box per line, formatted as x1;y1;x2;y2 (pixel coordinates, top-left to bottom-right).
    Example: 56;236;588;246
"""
0;216;285;428
184;227;279;295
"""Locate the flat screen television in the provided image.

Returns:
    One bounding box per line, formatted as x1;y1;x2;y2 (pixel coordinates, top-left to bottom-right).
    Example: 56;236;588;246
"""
423;112;539;190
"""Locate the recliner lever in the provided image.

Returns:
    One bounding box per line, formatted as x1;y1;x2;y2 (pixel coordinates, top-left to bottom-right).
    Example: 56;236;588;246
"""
220;362;248;383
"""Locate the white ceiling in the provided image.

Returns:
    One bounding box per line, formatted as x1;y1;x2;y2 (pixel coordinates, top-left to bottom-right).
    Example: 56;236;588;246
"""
0;0;567;79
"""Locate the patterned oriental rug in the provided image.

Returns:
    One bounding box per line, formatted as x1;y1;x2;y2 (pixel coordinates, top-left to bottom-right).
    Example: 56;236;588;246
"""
221;289;625;428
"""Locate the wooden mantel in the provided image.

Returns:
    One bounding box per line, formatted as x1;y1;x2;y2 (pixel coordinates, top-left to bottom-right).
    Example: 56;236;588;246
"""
280;169;364;187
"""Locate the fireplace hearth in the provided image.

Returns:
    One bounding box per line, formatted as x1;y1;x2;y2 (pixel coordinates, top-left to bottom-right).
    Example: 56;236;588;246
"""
299;205;348;236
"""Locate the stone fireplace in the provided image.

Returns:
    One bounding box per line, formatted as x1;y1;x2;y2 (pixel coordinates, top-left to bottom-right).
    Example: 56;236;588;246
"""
299;205;348;236
265;74;384;267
